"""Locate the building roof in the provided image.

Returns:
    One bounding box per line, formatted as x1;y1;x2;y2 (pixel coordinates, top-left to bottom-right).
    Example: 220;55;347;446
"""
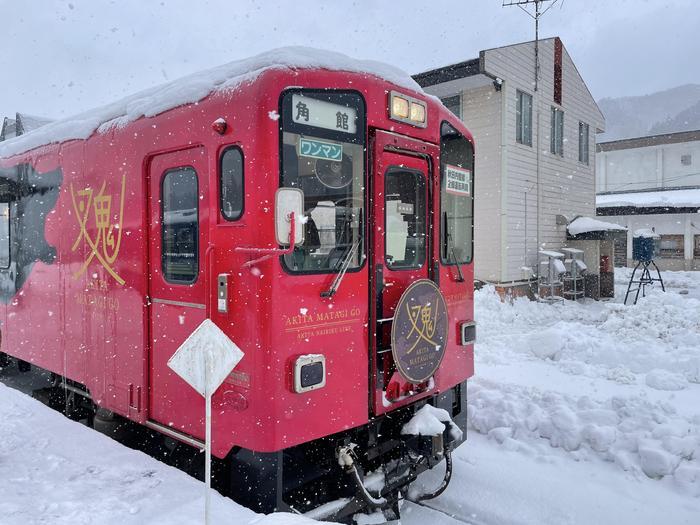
597;129;700;152
412;58;481;88
597;187;700;210
412;37;604;131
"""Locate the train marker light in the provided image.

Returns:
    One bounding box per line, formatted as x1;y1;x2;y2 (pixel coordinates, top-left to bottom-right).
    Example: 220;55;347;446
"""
294;354;326;393
212;117;227;135
389;91;428;128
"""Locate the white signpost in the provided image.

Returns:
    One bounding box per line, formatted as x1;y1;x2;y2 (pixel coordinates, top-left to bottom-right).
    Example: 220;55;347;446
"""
168;318;244;525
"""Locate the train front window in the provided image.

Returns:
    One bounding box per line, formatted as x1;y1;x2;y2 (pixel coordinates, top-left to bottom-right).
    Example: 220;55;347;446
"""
280;90;366;273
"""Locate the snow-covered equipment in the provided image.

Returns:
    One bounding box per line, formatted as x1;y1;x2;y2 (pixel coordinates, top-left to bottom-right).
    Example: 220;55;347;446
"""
625;230;665;304
539;250;567;301
562;247;586;300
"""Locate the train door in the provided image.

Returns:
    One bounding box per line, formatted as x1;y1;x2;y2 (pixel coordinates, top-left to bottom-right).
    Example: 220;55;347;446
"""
147;146;209;436
371;130;435;416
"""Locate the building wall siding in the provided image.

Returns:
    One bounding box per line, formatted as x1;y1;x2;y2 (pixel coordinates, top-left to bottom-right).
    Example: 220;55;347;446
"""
460;85;503;281
597;139;700;192
483;39;605;281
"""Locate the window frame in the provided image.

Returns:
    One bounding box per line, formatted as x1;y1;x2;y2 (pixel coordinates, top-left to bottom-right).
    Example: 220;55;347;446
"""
578;121;590;165
516;90;533;146
277;88;368;276
219;145;244;221
0;201;10;269
440;120;474;266
658;234;684;259
383;166;427;271
551;106;564;156
160;166;200;285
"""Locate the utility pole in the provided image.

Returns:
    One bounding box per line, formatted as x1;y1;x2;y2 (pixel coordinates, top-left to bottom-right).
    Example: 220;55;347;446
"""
502;0;560;287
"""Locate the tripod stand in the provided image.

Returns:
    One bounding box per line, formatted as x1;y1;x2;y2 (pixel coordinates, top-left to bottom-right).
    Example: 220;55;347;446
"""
624;260;665;305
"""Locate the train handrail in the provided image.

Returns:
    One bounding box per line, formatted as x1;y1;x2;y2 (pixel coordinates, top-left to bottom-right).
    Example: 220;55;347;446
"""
234;211;297;268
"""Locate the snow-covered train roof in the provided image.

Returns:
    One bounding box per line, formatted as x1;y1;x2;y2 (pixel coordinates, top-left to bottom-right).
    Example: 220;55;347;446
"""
0;47;422;159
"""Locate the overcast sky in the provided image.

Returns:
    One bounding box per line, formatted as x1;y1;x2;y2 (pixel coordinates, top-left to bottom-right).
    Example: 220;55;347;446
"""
2;0;699;121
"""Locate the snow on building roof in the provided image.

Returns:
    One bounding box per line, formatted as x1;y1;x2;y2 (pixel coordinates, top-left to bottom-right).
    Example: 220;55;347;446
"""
567;216;627;236
633;228;660;239
0;47;422;159
597;188;700;209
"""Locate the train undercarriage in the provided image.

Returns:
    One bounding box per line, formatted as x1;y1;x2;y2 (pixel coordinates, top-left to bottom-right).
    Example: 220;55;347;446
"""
0;351;467;523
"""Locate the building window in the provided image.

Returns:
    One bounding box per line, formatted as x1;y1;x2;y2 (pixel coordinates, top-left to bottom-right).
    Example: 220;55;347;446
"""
694;235;700;258
658;234;684;259
440;95;461;119
516;90;532;146
161;167;199;283
681;154;692;166
220;146;244;220
578;121;590;165
551;107;564;156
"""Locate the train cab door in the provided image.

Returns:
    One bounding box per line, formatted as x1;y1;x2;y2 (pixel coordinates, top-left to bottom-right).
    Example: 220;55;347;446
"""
147;146;209;436
371;131;436;416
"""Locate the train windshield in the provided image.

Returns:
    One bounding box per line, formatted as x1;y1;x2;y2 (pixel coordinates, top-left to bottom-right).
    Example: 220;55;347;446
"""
280;90;366;273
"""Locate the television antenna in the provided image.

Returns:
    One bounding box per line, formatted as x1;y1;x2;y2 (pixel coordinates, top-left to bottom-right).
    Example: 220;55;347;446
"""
502;0;561;91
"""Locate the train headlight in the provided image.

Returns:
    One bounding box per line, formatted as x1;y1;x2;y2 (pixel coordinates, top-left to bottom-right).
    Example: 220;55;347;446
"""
460;321;476;346
389;91;427;128
293;354;326;393
391;94;410;119
409;101;426;124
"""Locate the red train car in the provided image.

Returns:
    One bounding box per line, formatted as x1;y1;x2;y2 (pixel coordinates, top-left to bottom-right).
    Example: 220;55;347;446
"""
0;48;475;521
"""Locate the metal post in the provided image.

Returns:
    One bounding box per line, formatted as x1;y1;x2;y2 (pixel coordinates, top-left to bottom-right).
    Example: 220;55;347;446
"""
205;363;212;525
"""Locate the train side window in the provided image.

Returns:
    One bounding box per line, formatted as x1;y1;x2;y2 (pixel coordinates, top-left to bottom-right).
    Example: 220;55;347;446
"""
161;167;199;283
220;147;244;220
0;202;9;269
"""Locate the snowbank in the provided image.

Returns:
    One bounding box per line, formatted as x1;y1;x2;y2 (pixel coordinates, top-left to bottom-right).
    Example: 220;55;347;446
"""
0;47;422;159
0;381;324;525
467;281;700;499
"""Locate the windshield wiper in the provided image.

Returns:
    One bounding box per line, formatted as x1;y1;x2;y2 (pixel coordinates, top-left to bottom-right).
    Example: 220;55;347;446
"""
321;210;363;298
444;211;465;282
321;237;361;298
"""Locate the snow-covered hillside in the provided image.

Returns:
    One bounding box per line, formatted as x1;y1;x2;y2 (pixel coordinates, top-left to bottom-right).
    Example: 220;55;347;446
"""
1;269;699;524
598;84;700;141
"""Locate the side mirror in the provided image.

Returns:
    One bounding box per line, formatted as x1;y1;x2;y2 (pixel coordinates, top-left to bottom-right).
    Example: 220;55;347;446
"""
275;188;305;246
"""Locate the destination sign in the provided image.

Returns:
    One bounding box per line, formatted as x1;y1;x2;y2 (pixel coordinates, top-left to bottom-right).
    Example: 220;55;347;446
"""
292;94;357;134
445;164;471;197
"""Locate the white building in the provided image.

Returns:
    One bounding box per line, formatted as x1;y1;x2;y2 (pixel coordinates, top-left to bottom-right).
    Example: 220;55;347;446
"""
596;130;700;270
414;38;610;296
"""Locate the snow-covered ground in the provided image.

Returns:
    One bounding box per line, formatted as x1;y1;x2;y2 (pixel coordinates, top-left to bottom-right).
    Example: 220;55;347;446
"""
408;268;700;524
1;268;699;524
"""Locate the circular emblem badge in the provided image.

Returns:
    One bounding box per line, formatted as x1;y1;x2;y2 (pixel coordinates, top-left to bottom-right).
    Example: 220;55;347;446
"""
391;279;448;384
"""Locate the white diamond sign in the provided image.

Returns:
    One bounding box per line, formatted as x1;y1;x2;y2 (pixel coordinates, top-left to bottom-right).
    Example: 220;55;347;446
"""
167;318;244;397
